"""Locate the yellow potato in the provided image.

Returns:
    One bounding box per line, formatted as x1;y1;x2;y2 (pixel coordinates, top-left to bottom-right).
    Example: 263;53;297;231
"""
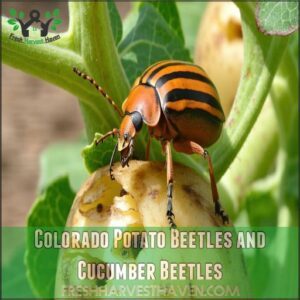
195;2;243;117
67;161;226;227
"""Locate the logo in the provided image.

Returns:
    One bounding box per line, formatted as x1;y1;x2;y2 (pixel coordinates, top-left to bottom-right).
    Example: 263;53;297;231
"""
7;8;62;44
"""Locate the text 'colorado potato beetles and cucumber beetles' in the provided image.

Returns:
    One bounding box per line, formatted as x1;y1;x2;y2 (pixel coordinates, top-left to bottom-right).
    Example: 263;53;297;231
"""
73;60;228;227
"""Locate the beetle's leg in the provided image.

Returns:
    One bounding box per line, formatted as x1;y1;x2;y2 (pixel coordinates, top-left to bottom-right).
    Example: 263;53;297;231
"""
173;139;229;225
95;128;119;145
145;136;152;160
163;141;176;228
203;150;229;224
73;67;123;118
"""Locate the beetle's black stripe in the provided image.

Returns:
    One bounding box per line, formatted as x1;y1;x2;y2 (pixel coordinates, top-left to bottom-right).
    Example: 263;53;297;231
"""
155;71;215;89
139;61;163;83
166;107;222;125
146;62;188;83
164;89;222;111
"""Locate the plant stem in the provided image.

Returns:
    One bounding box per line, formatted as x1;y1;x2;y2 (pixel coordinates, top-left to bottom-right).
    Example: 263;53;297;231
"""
2;24;84;97
209;2;289;180
271;41;299;226
271;40;298;150
68;2;130;139
221;96;279;207
2;3;131;143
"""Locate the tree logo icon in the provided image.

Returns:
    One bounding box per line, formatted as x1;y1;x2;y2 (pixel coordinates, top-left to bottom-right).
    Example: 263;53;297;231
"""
7;8;62;37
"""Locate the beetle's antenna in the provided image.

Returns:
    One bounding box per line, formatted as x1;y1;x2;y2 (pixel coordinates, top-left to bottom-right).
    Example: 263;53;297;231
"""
109;142;118;180
95;128;119;146
73;67;123;118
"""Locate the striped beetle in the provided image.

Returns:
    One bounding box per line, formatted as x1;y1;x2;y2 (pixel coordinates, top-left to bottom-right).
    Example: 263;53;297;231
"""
73;60;228;227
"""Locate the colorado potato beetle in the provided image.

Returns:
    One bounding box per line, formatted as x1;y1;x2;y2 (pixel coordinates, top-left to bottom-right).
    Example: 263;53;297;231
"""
73;60;228;227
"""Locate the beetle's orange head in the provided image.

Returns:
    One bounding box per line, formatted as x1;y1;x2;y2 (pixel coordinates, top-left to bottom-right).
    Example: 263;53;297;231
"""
118;111;143;167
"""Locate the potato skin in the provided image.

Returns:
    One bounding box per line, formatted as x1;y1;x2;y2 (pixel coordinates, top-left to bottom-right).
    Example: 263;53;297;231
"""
67;161;227;227
195;2;243;117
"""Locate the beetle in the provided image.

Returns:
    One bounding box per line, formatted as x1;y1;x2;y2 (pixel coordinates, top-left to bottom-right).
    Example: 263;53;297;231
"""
73;60;229;227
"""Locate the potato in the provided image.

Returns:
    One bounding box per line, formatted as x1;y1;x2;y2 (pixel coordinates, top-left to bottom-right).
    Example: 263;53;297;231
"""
55;161;249;298
195;2;243;117
66;161;226;227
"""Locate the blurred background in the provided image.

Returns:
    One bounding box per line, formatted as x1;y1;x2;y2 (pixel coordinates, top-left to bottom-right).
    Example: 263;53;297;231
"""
2;2;130;225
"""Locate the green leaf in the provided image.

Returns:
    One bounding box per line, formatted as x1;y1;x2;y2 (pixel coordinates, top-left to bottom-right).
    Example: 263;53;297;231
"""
18;11;25;19
148;1;184;42
13;24;19;31
26;177;75;298
82;133;116;173
27;176;75;228
119;3;191;85
2;241;35;298
53;18;62;25
9;8;17;17
245;189;278;227
108;1;122;45
38;139;88;193
53;8;60;17
280;111;299;223
280;157;299;207
51;25;57;31
7;18;16;25
45;11;51;19
256;2;299;36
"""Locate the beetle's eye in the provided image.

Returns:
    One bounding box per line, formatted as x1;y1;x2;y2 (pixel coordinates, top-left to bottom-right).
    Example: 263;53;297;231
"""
131;111;143;132
124;133;129;141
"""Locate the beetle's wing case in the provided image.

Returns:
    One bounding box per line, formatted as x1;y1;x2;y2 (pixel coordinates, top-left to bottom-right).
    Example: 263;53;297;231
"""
121;75;141;113
122;60;173;114
141;60;225;147
122;84;161;127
